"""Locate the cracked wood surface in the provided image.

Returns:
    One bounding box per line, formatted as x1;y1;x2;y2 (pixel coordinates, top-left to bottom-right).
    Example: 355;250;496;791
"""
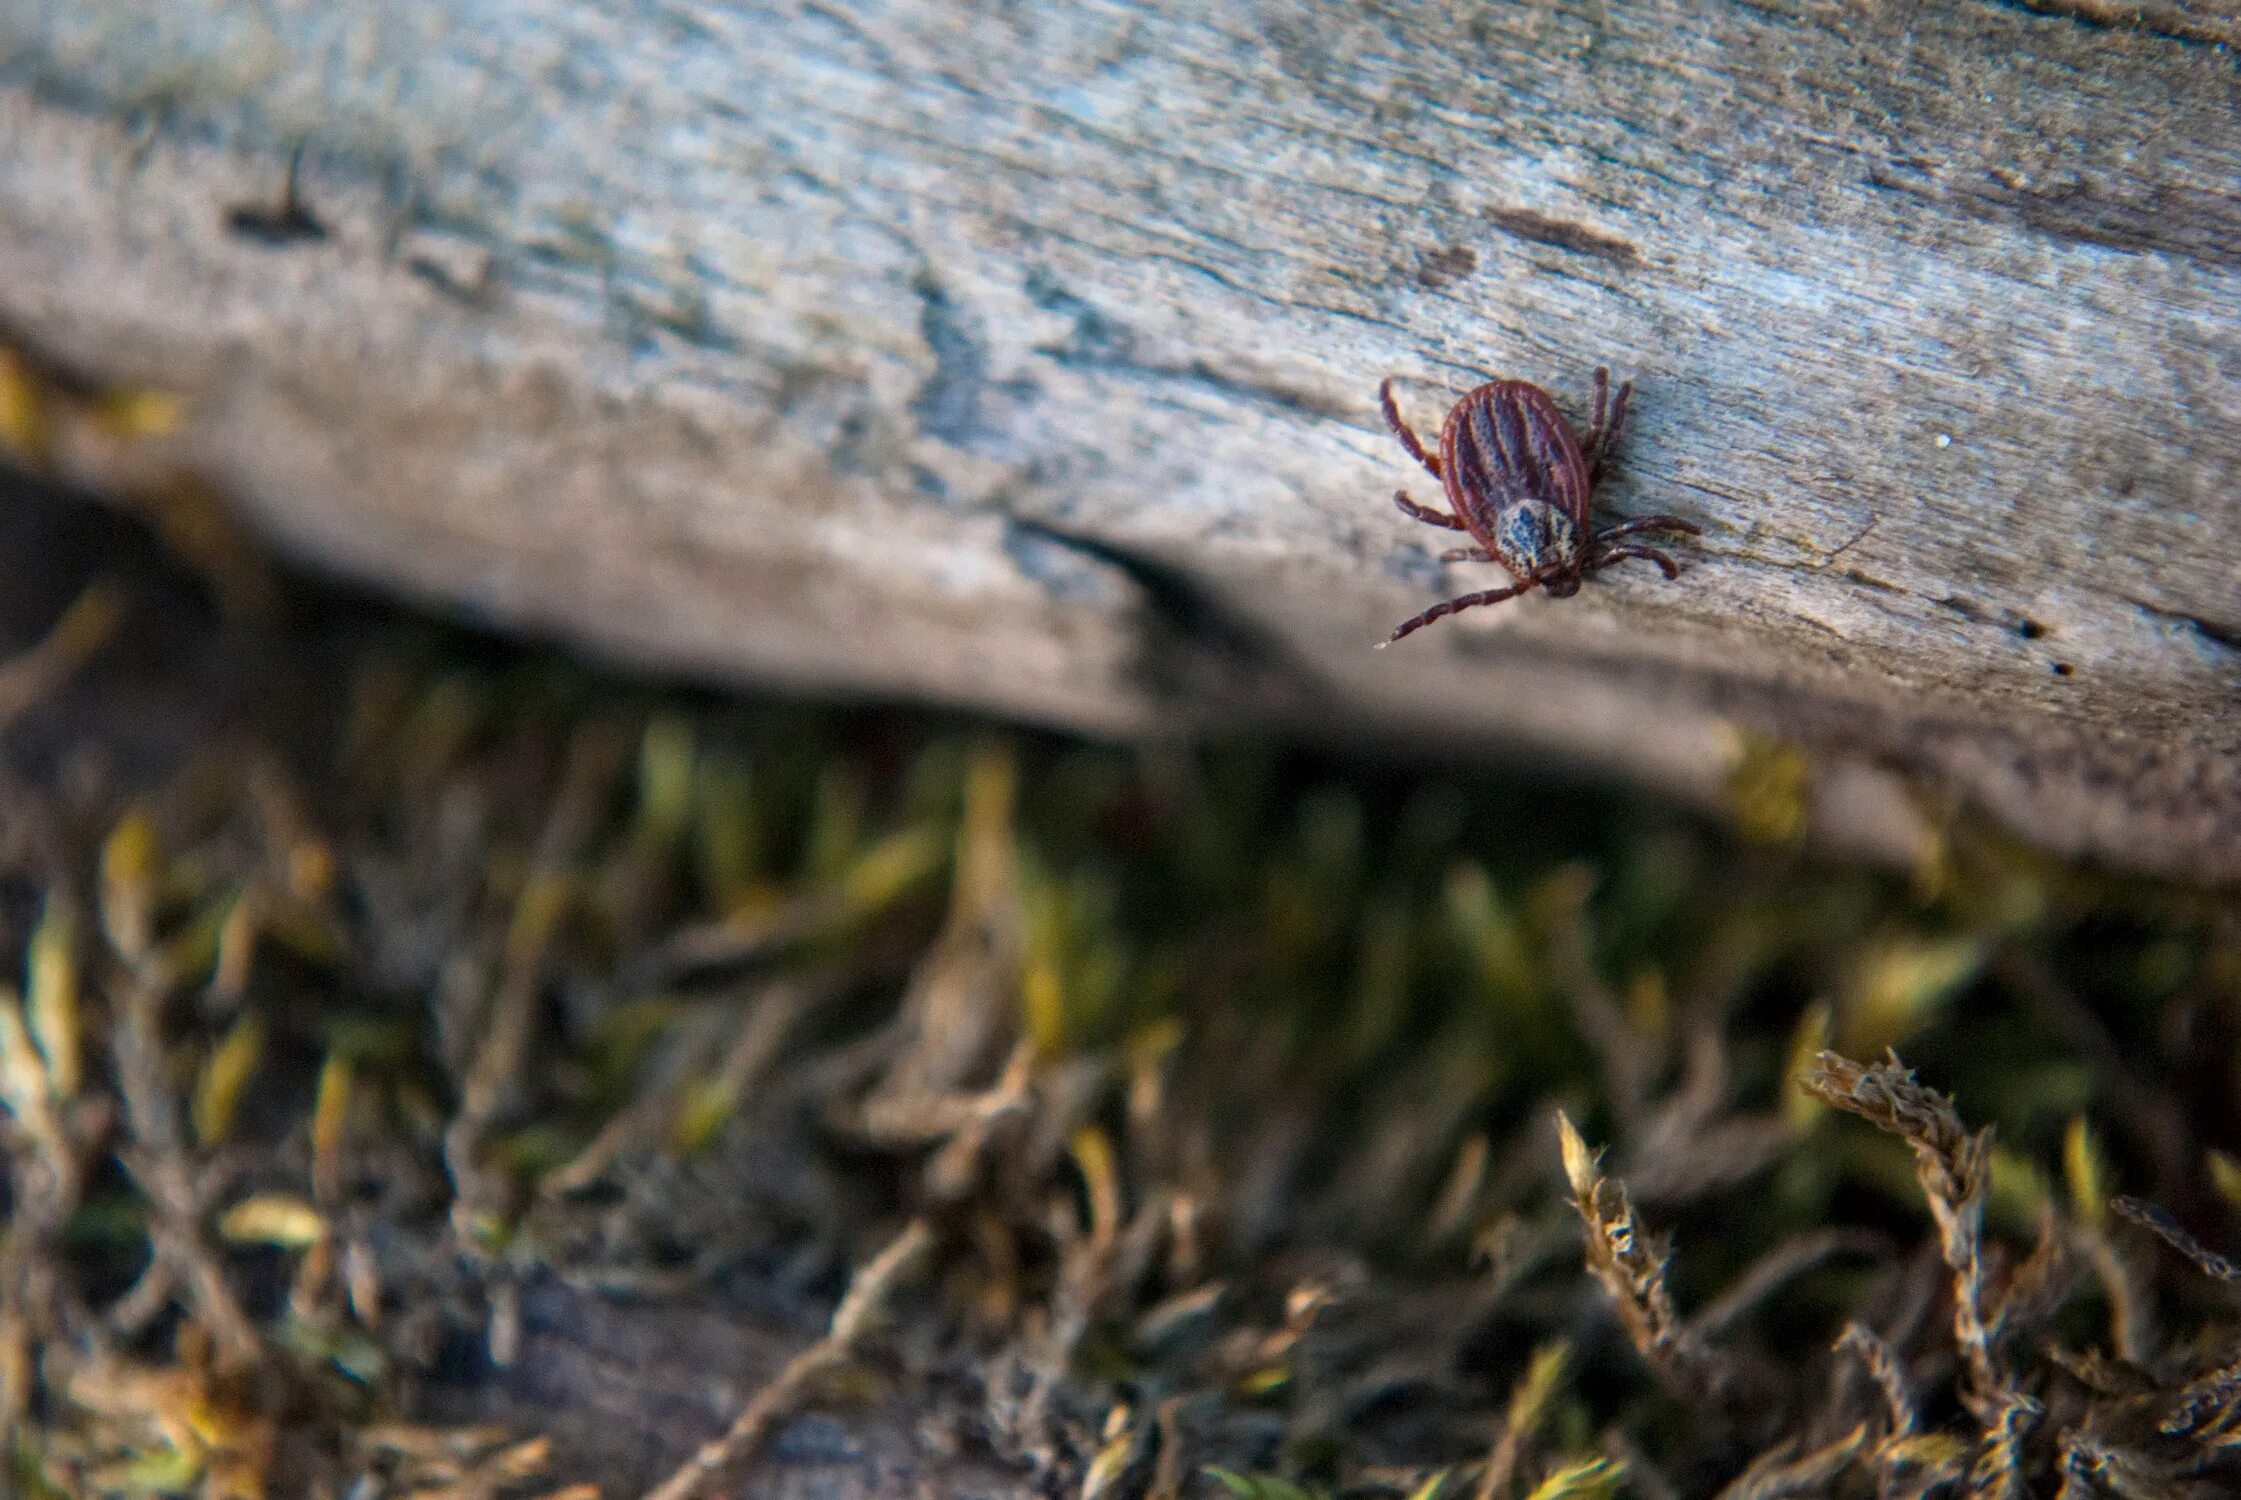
0;0;2237;880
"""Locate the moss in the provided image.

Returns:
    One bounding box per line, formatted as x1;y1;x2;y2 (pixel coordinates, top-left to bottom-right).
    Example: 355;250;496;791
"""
0;414;2236;1496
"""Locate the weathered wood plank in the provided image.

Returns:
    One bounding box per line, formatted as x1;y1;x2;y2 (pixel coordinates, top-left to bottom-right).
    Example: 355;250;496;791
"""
0;1;2235;876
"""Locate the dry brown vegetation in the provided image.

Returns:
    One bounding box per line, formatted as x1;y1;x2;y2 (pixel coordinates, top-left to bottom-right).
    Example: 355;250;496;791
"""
0;356;2238;1498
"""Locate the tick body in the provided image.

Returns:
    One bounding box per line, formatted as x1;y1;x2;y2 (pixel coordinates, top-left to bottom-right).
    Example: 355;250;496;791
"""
1377;368;1701;643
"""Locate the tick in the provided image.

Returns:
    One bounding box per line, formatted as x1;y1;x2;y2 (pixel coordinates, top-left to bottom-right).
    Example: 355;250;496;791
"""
1376;368;1701;644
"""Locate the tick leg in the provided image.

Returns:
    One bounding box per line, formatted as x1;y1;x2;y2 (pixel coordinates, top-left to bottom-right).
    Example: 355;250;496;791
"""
1594;513;1701;543
1439;547;1496;563
1394;490;1468;531
1583;372;1632;483
1592;543;1680;580
1382;582;1533;645
1380;377;1442;478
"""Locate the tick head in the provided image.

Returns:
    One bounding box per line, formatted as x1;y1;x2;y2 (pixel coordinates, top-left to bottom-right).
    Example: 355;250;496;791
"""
1492;500;1581;579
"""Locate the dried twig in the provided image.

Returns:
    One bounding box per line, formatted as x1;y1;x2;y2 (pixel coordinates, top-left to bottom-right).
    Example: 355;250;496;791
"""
1145;1395;1187;1500
1836;1323;1919;1440
1801;1052;2003;1410
2112;1196;2241;1282
868;744;1019;1105
639;1217;934;1500
1690;1228;1885;1341
1625;1031;1792;1205
2161;1355;2241;1439
1555;1112;1725;1399
1713;1424;1866;1500
1994;1210;2081;1356
1835;1323;1972;1497
541;980;813;1197
1541;877;1659;1131
111;966;262;1370
0;580;127;733
444;724;626;1240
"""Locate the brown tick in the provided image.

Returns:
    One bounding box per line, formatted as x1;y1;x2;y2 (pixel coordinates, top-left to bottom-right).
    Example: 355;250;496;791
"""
1377;368;1701;643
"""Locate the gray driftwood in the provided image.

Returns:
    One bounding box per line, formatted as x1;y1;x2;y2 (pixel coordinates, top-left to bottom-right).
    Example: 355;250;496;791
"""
1;1;2236;880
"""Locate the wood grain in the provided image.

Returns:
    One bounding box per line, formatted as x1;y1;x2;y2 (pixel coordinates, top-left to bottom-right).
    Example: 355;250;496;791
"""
0;1;2235;877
